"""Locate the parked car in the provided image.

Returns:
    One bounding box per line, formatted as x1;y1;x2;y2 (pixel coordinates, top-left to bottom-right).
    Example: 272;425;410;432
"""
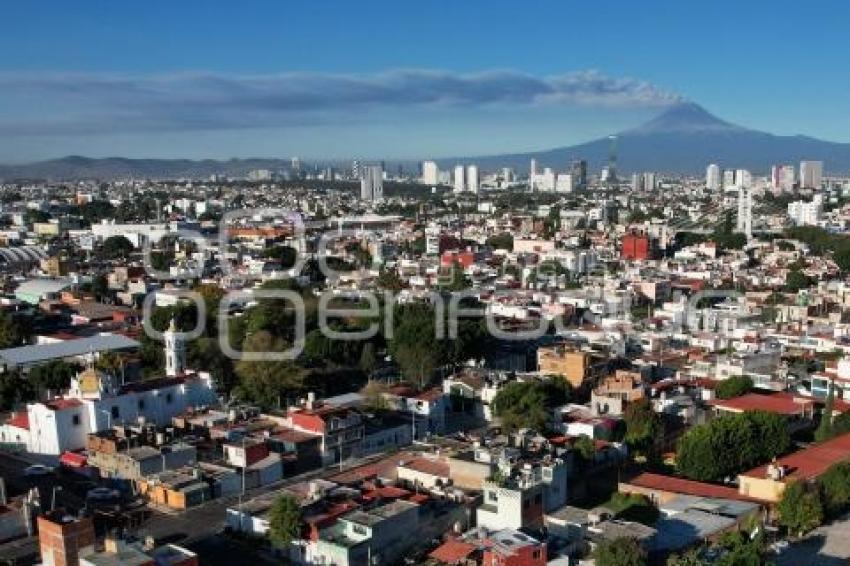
24;464;54;477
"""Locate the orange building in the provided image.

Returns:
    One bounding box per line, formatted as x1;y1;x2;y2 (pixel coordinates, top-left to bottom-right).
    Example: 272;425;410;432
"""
38;511;96;566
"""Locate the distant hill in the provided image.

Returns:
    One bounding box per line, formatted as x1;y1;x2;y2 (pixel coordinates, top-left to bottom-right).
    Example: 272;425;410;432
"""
3;103;850;180
438;102;850;175
0;156;299;182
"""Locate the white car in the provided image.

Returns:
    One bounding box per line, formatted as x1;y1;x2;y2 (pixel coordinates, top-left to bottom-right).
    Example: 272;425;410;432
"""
24;464;54;477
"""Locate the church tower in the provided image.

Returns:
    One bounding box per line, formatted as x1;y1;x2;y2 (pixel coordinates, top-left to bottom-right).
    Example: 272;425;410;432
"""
164;318;186;377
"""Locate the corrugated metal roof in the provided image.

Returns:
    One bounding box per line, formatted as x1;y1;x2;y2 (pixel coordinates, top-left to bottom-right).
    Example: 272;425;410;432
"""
14;277;73;296
0;333;140;367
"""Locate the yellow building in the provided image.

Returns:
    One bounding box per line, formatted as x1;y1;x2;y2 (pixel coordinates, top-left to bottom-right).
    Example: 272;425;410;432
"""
537;345;606;389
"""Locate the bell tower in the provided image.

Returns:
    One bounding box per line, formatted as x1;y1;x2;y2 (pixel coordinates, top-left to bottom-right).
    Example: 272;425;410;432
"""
164;318;186;377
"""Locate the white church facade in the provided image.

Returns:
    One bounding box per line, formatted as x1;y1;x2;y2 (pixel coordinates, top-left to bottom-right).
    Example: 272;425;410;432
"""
0;321;218;458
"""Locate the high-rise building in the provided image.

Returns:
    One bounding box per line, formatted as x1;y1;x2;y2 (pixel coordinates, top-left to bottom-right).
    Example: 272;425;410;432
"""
466;165;479;194
453;165;465;193
735;169;752;189
771;164;795;192
788;194;823;226
570;160;588;190
352;159;361;180
737;186;753;239
530;159;538;191
723;169;736;189
421;160;439;185
706;164;721;190
290;157;302;177
800;160;824;189
360;164;384;201
555;173;574;193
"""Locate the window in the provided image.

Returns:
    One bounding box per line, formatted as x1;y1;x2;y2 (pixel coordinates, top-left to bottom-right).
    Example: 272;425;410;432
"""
352;524;368;536
166;393;173;404
488;490;498;502
72;414;81;426
534;493;542;504
111;406;120;419
533;550;541;559
138;399;146;410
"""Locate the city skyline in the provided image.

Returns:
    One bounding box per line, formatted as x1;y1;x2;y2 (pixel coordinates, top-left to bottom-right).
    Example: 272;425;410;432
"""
2;0;850;161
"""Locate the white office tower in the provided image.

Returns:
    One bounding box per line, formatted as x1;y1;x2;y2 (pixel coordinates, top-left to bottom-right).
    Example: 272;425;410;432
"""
533;168;556;192
735;169;752;189
737;186;753;239
453;165;466;193
164;318;186;377
530;159;538;191
643;172;657;191
788;194;823;226
501;168;514;184
706;164;721;190
800;161;824;189
421;160;439;185
466;164;479;193
556;173;574;193
360;164;384;201
723;169;736;189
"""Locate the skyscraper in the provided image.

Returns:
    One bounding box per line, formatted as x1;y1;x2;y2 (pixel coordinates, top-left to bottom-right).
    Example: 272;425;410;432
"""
421;160;439;185
800;160;824;189
706;163;721;190
570;159;587;190
735;169;752;189
723;169;736;189
737;186;753;239
466;164;479;194
771;164;795;192
530;159;538;191
453;165;465;193
360;164;383;201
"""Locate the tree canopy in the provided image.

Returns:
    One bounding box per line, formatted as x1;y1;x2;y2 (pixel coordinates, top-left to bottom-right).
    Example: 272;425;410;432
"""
593;537;648;566
676;411;790;482
714;375;753;399
268;494;303;547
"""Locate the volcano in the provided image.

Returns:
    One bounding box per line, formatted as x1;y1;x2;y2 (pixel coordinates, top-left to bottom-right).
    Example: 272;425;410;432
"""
441;102;850;175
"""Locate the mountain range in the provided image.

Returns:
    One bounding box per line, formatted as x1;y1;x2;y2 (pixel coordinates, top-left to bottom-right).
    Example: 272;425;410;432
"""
2;102;850;180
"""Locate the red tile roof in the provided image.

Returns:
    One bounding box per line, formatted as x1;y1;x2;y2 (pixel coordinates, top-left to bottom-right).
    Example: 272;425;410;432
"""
429;539;477;564
6;412;28;430
742;431;850;482
708;392;814;416
623;472;758;502
44;398;83;411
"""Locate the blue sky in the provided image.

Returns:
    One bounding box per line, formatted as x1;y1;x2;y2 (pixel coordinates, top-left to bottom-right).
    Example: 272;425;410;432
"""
1;0;847;162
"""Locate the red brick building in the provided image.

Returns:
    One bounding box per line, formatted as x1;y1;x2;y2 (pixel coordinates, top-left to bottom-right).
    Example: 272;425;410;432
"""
621;231;652;260
38;511;96;566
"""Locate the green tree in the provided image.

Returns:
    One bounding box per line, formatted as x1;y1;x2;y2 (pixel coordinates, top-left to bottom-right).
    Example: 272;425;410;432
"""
623;398;663;459
593;537;648;566
676;411;790;482
715;375;754;399
778;480;823;538
818;462;850;517
573;435;596;463
101;235;134;260
785;268;812;293
485;232;514;251
492;381;550;432
0;372;36;411
0;311;24;348
376;267;405;292
358;342;377;376
815;382;836;442
29;360;80;392
234;331;303;409
268;494;303;547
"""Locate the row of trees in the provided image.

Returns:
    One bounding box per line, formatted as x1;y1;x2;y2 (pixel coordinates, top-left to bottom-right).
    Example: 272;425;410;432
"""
676;410;790;482
141;279;491;410
491;380;571;432
778;461;850;538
